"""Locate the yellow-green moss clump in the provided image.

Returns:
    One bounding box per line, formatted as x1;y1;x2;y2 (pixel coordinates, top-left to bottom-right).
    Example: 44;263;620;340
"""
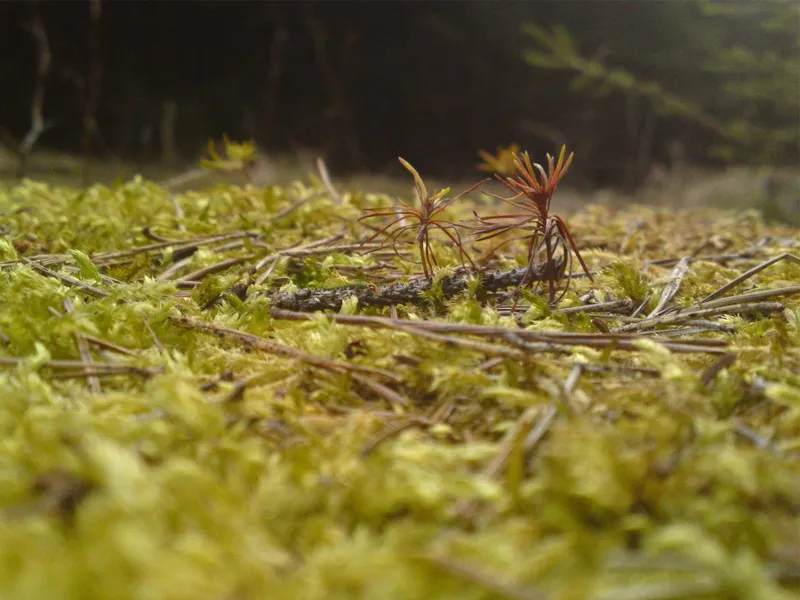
0;174;798;600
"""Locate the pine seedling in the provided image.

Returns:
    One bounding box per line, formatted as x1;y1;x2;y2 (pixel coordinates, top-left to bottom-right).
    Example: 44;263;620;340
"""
473;145;593;306
358;158;487;280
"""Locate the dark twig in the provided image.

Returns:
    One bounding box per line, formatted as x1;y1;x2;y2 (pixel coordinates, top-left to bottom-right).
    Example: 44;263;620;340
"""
270;262;568;312
350;373;409;410
700;353;736;387
558;298;634;315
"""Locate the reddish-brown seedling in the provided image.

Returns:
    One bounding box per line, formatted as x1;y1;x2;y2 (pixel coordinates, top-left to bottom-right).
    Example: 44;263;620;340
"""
358;158;487;280
472;145;593;306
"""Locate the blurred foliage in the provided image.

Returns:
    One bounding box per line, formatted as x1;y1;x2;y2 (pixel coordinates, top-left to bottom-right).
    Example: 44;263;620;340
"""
523;1;799;172
477;144;520;177
198;135;257;181
1;2;797;184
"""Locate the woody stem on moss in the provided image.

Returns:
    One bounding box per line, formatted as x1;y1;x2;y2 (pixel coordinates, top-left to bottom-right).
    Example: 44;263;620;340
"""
268;259;573;312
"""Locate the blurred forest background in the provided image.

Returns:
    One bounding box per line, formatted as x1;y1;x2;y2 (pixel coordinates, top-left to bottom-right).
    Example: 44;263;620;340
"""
0;1;798;199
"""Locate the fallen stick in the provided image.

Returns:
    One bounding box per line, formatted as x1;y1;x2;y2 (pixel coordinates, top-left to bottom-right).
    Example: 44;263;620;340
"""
269;262;578;312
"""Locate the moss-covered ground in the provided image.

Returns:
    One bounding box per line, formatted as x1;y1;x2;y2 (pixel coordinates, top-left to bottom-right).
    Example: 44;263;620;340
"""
0;172;798;600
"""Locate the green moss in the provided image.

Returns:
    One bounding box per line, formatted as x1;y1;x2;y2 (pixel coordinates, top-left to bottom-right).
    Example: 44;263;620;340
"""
0;174;798;600
607;262;649;305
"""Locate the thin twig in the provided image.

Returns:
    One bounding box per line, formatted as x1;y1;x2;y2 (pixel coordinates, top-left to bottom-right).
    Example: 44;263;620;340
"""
386;321;539;364
173;316;410;409
82;334;138;357
563;363;583;394
644;236;771;268
496;298;633;317
172;317;401;383
63;298;101;393
648;256;690;317
700;253;800;304
575;363;660;378
557;299;634;315
144;320;165;354
687;286;800;311
272;191;327;221
631;291;652;318
169;195;187;232
483;404;557;483
614;299;791;333
350;373;409;411
361;416;434;457
732;420;783;456
271;308;731;355
316;157;341;204
0;357;158;377
252;233;344;285
700;353;736;386
23;259;109;298
176;254;256;284
155;239;249;281
91;231;255;264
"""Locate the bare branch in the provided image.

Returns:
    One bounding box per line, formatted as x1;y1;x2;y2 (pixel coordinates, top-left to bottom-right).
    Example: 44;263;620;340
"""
270;261;574;312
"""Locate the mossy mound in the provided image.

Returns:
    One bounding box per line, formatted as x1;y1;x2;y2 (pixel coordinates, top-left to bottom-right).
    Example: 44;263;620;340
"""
0;175;798;600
